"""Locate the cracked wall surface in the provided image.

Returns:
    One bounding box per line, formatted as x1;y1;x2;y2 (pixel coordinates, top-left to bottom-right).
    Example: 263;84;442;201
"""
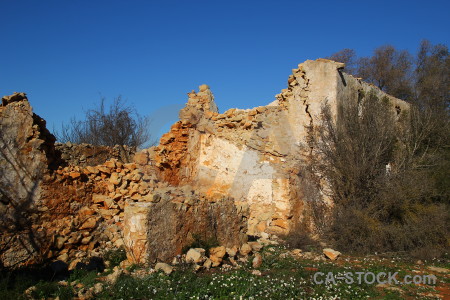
151;59;409;236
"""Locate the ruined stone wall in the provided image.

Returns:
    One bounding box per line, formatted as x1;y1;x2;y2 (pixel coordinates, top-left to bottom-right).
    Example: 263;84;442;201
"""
0;93;58;267
0;60;409;268
151;59;409;237
55;142;135;167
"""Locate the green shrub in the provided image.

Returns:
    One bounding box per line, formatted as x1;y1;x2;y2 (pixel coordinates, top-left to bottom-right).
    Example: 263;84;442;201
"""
103;247;127;268
31;281;73;300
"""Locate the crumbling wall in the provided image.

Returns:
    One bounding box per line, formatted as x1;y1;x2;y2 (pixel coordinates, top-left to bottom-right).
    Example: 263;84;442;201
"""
0;93;58;267
0;59;409;268
55;142;135;167
124;186;247;264
151;59;409;237
0;93;155;267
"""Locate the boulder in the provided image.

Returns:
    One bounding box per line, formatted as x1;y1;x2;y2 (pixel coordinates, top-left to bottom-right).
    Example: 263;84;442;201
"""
240;243;252;256
155;262;173;275
209;246;226;259
109;173;121;186
323;248;341;261
252;253;262;268
226;246;238;257
186;248;205;264
248;241;263;252
79;217;97;230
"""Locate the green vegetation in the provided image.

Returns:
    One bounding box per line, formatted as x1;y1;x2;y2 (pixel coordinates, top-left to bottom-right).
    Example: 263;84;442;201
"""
0;245;446;299
305;90;449;255
104;247;127;268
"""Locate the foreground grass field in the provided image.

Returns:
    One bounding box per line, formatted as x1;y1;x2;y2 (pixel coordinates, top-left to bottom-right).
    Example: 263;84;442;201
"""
1;245;449;299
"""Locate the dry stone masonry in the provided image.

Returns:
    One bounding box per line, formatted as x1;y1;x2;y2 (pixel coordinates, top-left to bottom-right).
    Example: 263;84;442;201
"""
0;59;408;268
150;59;409;238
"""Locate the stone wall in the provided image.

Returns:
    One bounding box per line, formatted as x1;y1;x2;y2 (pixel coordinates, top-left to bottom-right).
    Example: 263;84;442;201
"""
55;142;135;167
0;93;58;267
150;59;409;237
0;59;409;268
0;93;246;266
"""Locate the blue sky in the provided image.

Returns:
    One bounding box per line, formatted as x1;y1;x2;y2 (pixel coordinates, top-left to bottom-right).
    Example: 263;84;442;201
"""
1;0;449;139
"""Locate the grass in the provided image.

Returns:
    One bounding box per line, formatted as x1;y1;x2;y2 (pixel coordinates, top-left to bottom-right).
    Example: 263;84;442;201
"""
0;246;448;299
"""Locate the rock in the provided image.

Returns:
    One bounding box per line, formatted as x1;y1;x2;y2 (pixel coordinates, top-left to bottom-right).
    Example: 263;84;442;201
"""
291;249;302;256
79;207;95;216
1;92;27;105
97;165;111;174
209;246;226;259
85;166;99;175
193;264;202;272
186;248;205;264
203;258;212;269
104;160;116;169
109;173;121;185
271;219;288;229
171;256;180;265
133;152;148;165
55;236;68;249
57;253;69;263
0;60;409;269
93;283;104;294
106;266;123;284
92;194;114;207
114;238;125;248
124;162;137;170
240;243;252;256
81;236;92;245
69;172;81;179
151;194;161;203
209;255;222;267
226;246;238;257
78;287;94;299
123;202;153;264
79;217;97;230
69;259;82;271
116;260;129;270
252;253;262;268
155;262;173;275
24;285;37;299
260;232;270;239
323;248;341;261
248;241;263;252
199;84;210;92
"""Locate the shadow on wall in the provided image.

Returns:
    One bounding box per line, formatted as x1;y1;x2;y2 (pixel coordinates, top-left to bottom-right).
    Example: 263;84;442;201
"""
0;125;49;268
123;188;249;264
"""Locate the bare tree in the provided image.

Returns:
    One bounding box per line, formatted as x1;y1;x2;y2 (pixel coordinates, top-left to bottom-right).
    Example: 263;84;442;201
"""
326;48;358;75
58;96;151;160
357;45;414;100
415;40;450;111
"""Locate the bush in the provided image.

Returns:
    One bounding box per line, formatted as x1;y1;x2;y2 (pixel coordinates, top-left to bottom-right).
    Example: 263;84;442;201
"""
57;96;151;158
305;91;449;255
103;247;127;268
